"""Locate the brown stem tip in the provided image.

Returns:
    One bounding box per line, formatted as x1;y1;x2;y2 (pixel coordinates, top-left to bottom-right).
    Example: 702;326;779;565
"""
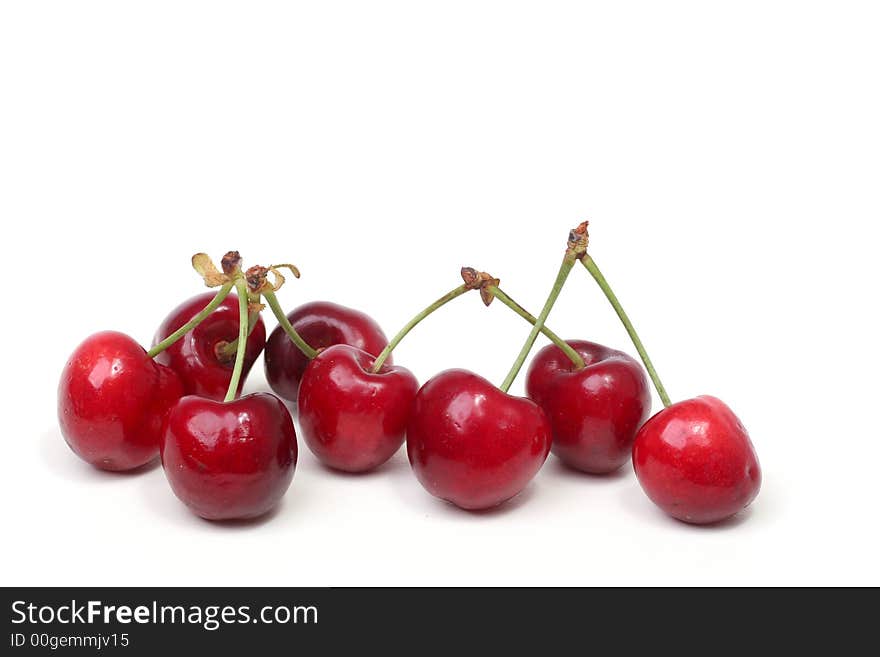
567;221;590;259
460;266;500;306
213;340;237;364
245;263;300;295
221;251;243;276
245;265;270;292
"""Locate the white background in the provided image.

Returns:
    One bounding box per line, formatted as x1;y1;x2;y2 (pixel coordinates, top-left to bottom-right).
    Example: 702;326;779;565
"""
2;1;878;586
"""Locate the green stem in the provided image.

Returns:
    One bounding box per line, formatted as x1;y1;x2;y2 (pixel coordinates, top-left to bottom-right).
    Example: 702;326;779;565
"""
223;279;250;402
499;257;576;392
262;289;318;360
371;284;470;373
490;286;585;370
581;255;671;407
147;282;234;359
215;308;262;360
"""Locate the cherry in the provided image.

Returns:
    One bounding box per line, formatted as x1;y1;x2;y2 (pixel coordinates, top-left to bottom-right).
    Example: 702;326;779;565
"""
152;292;266;401
264;301;391;405
399;268;583;510
406;369;551;510
632;396;761;524
293;279;474;473
297;344;419;472
526;340;651;473
58;331;183;471
160;393;297;520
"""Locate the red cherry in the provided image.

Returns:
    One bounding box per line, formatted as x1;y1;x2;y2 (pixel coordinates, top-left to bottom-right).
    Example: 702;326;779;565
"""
264;301;390;405
58;331;183;471
632;395;761;524
297;344;419;473
406;369;551;510
152;292;266;401
526;340;651;474
160;393;297;520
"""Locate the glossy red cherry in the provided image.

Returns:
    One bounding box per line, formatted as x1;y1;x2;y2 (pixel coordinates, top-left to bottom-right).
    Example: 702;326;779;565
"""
152;292;266;401
160;393;297;520
632;395;761;524
297;344;419;473
264;301;390;405
526;339;651;474
58;331;183;471
406;369;551;510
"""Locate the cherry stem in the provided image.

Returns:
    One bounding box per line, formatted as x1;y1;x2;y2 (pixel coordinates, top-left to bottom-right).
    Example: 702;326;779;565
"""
489;286;585;370
262;289;319;360
371;284;470;373
215;308;261;360
499;257;576;393
147;282;234;359
580;255;671;407
223;279;250;403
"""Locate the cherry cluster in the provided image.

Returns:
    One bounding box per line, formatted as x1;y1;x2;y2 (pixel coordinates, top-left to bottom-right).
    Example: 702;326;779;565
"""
57;223;761;524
